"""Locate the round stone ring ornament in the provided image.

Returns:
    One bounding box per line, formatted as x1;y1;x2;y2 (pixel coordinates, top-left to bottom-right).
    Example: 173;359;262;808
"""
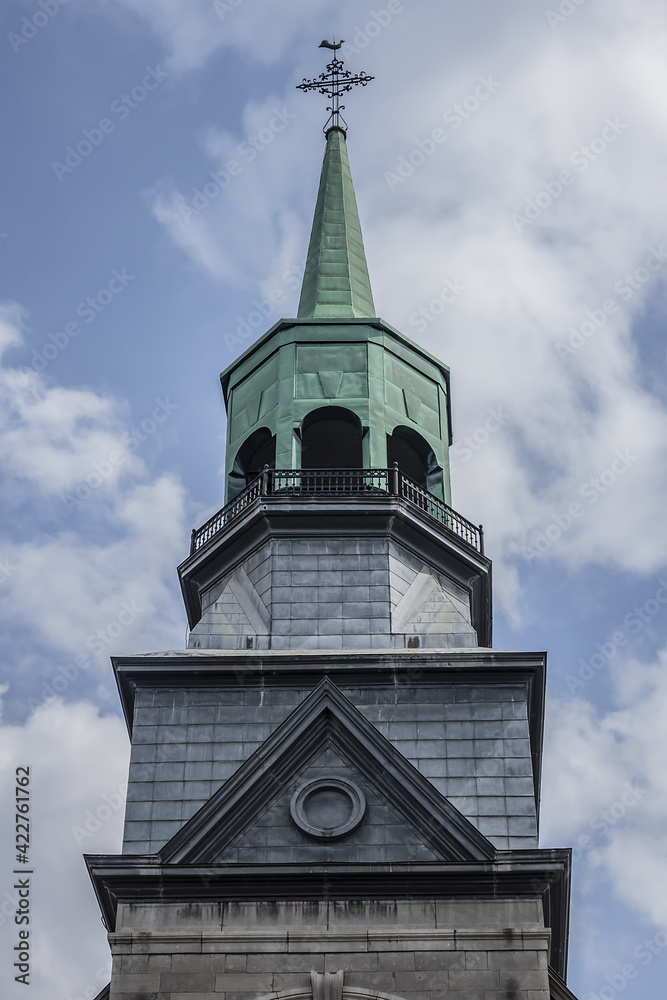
290;777;366;840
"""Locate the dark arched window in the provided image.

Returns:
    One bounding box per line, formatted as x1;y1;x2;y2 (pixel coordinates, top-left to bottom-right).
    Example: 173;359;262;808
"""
387;426;443;498
301;407;363;469
228;427;276;499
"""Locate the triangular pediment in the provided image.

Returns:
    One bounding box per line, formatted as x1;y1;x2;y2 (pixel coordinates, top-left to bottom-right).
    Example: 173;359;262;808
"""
211;743;440;864
160;679;495;865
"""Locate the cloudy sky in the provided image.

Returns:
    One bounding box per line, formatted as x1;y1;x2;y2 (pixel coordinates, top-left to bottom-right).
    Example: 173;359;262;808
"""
1;1;666;997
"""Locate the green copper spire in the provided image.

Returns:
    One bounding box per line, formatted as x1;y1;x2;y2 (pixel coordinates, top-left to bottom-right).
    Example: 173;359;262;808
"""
297;127;376;319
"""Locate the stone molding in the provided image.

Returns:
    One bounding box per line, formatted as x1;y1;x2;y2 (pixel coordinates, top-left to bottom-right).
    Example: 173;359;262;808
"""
255;987;430;1000
109;928;553;951
290;777;367;840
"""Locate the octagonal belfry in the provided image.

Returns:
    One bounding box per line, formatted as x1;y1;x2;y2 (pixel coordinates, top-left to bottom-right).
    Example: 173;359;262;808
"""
221;128;452;506
178;125;484;657
221;315;453;504
85;64;581;1000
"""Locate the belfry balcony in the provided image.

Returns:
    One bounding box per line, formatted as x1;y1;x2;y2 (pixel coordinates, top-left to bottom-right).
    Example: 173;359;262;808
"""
190;466;484;555
179;466;492;651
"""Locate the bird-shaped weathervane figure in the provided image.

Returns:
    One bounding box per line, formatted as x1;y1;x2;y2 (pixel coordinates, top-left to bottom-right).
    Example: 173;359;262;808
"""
297;39;374;134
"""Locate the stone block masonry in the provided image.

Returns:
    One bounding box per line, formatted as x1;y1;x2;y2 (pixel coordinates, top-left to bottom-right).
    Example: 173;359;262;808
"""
187;535;478;653
108;899;550;1000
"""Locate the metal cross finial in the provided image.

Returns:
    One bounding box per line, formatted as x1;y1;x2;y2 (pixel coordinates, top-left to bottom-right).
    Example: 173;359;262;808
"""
297;40;374;134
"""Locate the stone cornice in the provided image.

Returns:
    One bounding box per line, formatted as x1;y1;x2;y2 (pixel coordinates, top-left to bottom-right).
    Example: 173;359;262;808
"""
85;853;571;977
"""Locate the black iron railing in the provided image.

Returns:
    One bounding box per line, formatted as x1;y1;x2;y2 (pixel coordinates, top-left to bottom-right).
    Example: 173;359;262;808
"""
272;468;389;495
190;467;484;555
191;474;264;551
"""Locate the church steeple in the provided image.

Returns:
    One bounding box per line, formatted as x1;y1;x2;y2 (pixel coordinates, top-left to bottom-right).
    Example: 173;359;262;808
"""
86;47;582;1000
297;127;375;319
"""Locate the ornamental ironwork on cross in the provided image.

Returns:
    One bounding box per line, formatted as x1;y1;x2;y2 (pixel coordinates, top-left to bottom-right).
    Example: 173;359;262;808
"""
297;40;374;133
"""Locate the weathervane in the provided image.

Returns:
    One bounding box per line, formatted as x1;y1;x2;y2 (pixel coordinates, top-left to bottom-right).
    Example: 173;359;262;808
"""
297;39;374;134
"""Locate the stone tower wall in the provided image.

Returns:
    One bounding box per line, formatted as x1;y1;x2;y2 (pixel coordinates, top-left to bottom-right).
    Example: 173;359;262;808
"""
109;899;551;1000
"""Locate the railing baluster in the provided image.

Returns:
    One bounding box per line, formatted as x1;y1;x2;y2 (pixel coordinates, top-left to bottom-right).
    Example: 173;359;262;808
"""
190;468;481;554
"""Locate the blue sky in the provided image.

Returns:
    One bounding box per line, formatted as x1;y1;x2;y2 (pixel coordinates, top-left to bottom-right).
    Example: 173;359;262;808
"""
1;1;667;998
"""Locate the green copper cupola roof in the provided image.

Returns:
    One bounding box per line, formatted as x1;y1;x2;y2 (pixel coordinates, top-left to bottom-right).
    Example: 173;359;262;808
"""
297;127;376;320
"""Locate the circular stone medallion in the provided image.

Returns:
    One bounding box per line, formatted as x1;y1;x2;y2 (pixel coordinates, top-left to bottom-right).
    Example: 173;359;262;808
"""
290;777;366;840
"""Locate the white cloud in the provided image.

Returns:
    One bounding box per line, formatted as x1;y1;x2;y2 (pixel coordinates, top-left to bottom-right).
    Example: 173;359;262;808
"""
0;305;189;703
3;476;187;665
360;6;667;615
147;97;309;288
104;0;333;73
0;305;143;498
0;306;189;994
365;24;667;592
0;697;129;1000
542;648;667;932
